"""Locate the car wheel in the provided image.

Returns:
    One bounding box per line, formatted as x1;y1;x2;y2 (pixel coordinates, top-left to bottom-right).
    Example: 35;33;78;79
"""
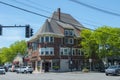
24;70;27;73
30;71;32;74
106;73;108;76
114;70;119;76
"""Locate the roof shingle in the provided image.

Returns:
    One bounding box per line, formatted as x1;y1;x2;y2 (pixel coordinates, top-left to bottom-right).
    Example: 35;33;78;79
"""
29;10;85;42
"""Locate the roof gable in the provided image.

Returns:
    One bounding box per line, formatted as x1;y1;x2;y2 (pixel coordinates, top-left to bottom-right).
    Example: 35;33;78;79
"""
29;9;85;41
39;19;54;33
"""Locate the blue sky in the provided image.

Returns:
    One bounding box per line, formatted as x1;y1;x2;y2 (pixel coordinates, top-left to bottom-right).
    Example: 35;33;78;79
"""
0;0;120;48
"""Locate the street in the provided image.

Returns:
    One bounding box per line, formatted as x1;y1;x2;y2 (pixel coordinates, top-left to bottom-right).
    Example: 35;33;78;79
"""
0;72;120;80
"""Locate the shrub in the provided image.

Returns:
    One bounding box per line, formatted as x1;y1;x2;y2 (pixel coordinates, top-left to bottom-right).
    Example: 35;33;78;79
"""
52;66;59;70
82;68;89;72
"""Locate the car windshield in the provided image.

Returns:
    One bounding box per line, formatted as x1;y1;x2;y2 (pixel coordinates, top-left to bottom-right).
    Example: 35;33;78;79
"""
0;67;4;69
28;66;32;68
108;66;118;69
20;66;26;68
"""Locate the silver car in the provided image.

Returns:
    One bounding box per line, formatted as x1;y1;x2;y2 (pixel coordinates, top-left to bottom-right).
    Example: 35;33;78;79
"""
105;65;120;76
0;67;6;74
16;66;33;74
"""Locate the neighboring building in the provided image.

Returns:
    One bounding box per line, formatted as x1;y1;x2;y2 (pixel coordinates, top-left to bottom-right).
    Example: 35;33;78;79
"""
13;53;23;66
28;8;85;72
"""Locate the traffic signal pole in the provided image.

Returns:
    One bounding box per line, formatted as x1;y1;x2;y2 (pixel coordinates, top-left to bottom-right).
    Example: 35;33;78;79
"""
0;24;33;38
0;27;2;35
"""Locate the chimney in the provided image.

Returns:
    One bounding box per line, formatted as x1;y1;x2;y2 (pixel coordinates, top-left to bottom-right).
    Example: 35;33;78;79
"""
57;8;61;21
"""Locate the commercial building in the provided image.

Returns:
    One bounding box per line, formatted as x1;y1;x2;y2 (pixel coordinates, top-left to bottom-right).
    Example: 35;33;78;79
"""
28;8;85;72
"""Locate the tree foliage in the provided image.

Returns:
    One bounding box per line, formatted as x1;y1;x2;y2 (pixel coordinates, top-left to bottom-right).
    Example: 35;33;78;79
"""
0;40;27;64
81;26;120;59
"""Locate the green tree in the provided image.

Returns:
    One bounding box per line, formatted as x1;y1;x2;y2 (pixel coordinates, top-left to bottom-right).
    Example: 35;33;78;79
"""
81;26;120;69
10;40;27;55
81;29;98;58
106;27;120;56
81;26;120;59
95;26;120;58
0;40;27;64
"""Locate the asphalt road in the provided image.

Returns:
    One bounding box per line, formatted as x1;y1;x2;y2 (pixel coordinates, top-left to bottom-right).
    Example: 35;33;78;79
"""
0;72;120;80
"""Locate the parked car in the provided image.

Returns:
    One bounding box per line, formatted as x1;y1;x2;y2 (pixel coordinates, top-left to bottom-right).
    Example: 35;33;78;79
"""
105;65;120;76
8;65;19;72
4;63;12;72
0;67;6;74
8;67;12;72
16;66;33;74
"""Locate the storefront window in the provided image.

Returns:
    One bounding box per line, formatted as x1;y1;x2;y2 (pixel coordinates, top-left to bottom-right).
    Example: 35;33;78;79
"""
52;59;60;70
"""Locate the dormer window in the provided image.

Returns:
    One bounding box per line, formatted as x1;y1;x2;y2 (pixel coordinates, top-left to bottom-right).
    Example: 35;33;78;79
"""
65;30;69;36
64;29;74;36
69;30;74;36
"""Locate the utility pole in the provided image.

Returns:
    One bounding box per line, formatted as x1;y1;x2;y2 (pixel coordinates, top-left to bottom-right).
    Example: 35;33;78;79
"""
0;24;33;38
69;47;73;72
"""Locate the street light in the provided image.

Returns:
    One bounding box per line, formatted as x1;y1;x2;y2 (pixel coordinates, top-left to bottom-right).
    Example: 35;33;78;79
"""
89;58;92;71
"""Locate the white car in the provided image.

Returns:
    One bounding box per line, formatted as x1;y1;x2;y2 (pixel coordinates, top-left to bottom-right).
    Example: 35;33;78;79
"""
0;67;6;74
16;66;33;74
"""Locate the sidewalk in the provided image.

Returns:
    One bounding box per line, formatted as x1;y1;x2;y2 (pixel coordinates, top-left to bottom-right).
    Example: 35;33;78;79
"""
33;70;45;74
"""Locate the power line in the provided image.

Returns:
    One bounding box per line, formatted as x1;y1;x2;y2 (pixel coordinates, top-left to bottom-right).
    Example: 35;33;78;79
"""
10;0;103;28
0;1;50;19
28;0;53;10
11;0;52;14
13;0;104;27
0;1;92;30
27;0;103;26
70;0;120;17
0;1;119;37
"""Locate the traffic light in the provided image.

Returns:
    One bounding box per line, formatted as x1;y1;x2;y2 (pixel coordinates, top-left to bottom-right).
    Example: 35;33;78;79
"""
25;25;33;38
25;25;30;38
0;27;2;35
30;28;33;36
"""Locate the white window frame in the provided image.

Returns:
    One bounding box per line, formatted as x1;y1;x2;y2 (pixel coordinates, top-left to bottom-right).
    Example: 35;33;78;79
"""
60;48;64;55
50;36;54;42
45;36;49;42
69;30;74;36
60;48;69;55
40;48;45;55
77;49;81;56
64;30;69;36
69;38;74;44
64;29;74;36
72;48;76;55
40;36;54;43
39;47;54;56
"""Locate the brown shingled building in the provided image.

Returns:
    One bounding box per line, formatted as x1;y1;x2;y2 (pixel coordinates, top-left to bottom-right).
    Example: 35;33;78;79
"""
27;8;85;72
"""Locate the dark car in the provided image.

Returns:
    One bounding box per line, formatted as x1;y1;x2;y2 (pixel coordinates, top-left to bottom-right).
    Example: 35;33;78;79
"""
105;65;120;76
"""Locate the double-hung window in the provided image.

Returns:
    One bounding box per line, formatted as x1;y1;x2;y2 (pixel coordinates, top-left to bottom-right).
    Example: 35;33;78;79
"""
40;36;54;43
39;47;54;56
